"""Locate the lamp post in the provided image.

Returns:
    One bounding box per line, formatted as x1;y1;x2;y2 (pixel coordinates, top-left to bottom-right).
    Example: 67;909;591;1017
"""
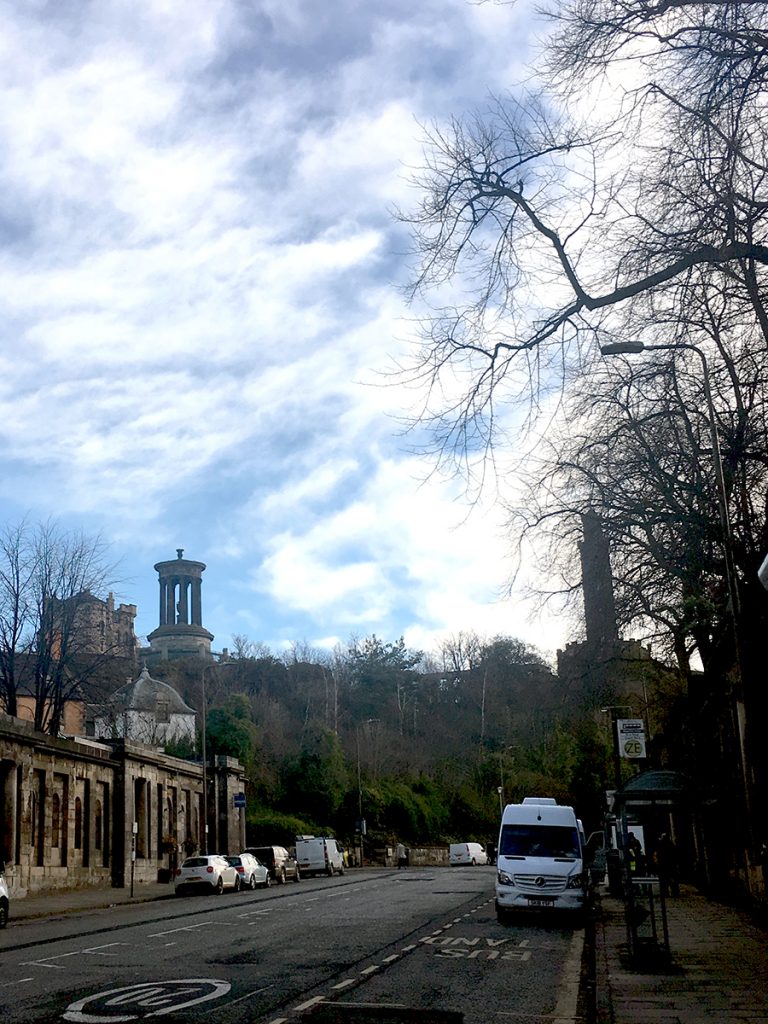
199;663;220;855
600;339;753;868
497;745;512;812
600;704;634;795
356;719;378;867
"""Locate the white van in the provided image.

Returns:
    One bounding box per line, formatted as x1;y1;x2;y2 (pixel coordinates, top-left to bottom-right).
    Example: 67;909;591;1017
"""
295;836;345;877
449;842;488;866
495;797;586;920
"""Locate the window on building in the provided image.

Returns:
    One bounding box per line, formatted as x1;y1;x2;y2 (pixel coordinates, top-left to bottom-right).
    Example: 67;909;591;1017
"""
52;792;61;848
95;800;103;851
74;796;82;850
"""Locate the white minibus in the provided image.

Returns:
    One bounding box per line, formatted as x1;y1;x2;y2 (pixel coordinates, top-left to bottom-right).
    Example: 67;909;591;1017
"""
495;797;587;920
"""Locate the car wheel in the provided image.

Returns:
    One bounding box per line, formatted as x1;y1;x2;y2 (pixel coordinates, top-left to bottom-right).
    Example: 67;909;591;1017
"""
339;864;345;875
249;874;257;890
234;874;241;892
471;858;476;866
214;876;224;895
263;873;271;888
294;867;301;882
279;867;286;885
0;900;9;928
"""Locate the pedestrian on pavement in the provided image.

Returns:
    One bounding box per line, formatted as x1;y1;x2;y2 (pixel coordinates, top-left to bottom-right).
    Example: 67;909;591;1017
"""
627;832;645;874
657;833;679;896
396;841;407;869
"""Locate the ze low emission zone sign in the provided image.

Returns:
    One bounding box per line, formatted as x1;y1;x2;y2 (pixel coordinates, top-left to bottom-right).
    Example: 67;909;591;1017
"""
617;719;646;759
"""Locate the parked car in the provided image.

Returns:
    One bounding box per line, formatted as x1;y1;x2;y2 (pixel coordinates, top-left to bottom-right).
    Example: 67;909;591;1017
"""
244;845;301;883
0;861;9;928
174;854;240;896
295;836;344;877
449;842;488;866
225;853;270;890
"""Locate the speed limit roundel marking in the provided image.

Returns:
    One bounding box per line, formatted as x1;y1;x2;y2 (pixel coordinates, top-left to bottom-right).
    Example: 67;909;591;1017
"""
623;740;644;756
63;979;231;1022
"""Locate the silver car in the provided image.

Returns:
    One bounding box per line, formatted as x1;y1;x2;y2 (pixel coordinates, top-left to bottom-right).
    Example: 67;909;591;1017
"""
174;854;240;896
225;853;270;890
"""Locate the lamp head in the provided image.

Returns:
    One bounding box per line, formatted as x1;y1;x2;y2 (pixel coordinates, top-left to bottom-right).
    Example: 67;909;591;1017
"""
600;341;646;356
759;552;768;592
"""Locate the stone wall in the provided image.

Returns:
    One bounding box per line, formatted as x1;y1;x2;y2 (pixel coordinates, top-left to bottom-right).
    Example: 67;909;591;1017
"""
0;714;244;896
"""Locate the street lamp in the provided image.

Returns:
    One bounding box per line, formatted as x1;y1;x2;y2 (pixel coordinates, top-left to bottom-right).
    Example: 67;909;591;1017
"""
356;719;378;867
200;664;210;854
600;339;754;860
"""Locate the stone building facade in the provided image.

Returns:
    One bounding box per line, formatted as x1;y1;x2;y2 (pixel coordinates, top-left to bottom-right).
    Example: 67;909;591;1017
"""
50;590;139;661
0;714;245;895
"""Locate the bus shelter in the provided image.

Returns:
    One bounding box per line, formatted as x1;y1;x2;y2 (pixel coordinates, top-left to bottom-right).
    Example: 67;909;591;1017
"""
613;769;689;965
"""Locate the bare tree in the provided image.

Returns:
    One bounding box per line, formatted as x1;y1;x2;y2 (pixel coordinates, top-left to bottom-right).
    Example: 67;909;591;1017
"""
397;3;768;475
0;520;121;735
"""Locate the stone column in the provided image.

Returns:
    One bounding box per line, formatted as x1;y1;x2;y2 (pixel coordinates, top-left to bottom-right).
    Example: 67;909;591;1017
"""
178;578;189;625
166;580;176;626
191;578;202;627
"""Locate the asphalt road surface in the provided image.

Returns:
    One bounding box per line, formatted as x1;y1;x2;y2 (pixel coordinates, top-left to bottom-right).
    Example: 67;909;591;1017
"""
0;868;584;1024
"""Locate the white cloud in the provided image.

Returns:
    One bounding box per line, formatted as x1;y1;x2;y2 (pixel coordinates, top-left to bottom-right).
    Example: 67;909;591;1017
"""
0;0;574;663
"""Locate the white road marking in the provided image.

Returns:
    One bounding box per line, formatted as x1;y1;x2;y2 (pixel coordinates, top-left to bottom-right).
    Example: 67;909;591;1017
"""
216;985;272;1010
330;980;356;991
63;979;231;1023
0;978;33;987
293;996;325;1012
149;922;214;937
21;943;126;968
360;966;379;975
552;929;583;1024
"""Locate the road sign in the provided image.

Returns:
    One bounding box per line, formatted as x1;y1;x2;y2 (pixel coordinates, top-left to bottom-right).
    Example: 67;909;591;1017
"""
233;792;246;808
617;719;646;759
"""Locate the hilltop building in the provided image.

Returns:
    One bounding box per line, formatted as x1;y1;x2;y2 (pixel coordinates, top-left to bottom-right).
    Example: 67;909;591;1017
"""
146;550;214;661
48;590;139;661
90;666;197;748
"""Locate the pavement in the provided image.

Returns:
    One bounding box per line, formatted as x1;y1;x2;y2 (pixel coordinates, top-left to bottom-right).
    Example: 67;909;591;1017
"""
593;883;768;1023
6;877;768;1022
8;879;177;921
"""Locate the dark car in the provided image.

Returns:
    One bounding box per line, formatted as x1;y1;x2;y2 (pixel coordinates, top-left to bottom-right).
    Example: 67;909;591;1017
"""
244;845;300;884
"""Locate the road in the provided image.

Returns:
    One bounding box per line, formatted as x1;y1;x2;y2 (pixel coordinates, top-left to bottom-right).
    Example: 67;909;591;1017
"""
0;868;584;1024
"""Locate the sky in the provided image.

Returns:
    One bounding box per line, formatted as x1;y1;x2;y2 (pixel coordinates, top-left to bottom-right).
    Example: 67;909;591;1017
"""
0;0;577;664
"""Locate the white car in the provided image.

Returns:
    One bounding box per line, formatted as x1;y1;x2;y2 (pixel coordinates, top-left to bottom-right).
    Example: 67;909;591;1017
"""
449;842;488;866
0;861;9;927
225;853;270;890
174;854;240;896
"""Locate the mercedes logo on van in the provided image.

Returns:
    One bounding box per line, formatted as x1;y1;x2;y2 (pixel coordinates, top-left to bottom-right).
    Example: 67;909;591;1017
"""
534;876;545;887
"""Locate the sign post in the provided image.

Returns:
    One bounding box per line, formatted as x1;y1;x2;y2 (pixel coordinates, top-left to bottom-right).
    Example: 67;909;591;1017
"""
617;719;646;760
